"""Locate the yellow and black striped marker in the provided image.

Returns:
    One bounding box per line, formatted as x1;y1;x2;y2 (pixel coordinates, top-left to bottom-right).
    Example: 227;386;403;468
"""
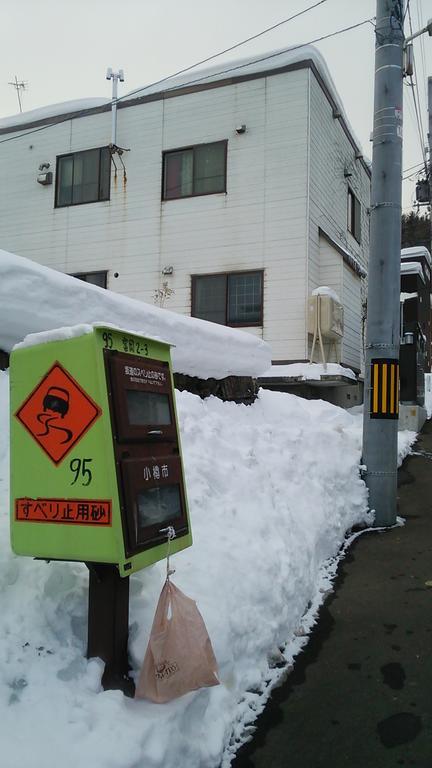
370;359;399;419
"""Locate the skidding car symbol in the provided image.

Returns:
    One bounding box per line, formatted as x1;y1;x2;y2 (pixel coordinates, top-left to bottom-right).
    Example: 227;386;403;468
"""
37;386;73;444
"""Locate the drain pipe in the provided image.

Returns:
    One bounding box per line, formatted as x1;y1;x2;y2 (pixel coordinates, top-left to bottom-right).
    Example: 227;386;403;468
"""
106;68;124;146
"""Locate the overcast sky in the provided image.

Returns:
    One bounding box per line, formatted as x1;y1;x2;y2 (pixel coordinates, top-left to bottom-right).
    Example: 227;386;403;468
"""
1;0;431;210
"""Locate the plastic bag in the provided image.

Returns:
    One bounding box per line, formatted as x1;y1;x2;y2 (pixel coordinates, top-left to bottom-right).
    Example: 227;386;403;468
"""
135;578;220;703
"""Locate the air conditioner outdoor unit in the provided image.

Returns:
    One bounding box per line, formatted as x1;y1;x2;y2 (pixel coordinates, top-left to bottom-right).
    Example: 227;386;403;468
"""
308;293;344;365
308;294;344;339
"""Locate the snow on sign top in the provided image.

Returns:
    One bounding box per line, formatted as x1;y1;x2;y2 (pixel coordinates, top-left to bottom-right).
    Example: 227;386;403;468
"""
0;44;365;158
0;249;270;380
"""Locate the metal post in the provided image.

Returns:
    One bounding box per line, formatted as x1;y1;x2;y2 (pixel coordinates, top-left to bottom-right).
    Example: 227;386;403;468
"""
111;74;118;147
86;563;135;697
429;77;432;265
362;0;405;526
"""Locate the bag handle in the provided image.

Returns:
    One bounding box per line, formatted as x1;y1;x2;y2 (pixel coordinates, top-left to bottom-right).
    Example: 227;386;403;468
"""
159;525;176;580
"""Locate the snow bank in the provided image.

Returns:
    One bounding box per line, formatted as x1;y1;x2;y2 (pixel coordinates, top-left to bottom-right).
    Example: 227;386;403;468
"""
0;249;270;380
0;367;416;768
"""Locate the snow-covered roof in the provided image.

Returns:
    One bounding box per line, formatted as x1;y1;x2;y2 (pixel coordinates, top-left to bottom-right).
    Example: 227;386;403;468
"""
0;98;109;131
401;245;431;268
0;45;366;162
259;362;356;382
400;292;418;303
400;261;426;283
0;249;270;379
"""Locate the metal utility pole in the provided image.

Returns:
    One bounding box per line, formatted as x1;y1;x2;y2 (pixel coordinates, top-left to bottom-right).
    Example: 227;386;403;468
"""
429;77;432;261
362;0;405;527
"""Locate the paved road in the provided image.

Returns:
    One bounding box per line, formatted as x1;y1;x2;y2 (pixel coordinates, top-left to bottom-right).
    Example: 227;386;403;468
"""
233;421;432;768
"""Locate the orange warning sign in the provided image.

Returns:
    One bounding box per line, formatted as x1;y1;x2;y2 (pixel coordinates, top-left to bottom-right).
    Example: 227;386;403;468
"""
15;498;112;525
15;362;101;465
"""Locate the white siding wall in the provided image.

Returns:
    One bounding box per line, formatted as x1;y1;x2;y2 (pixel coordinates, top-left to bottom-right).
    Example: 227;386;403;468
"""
0;70;310;361
342;262;362;370
307;69;370;369
316;234;362;370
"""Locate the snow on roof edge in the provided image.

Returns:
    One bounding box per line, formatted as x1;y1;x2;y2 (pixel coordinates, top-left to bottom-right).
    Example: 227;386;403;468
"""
0;248;271;380
401;245;431;268
0;45;367;161
0;98;109;131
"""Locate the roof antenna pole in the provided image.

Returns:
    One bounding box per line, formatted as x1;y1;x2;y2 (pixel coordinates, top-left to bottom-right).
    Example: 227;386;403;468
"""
8;75;27;113
106;68;125;148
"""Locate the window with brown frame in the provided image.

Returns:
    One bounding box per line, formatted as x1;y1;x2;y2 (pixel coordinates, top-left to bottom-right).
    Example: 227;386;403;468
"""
55;147;111;207
347;187;361;243
162;141;227;200
192;271;263;326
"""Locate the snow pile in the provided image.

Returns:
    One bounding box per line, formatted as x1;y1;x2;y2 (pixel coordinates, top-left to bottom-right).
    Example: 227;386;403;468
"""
0;249;270;380
0;367;417;768
260;362;356;382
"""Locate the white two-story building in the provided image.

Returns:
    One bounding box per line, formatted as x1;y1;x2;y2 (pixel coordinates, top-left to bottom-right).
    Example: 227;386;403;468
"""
0;45;370;374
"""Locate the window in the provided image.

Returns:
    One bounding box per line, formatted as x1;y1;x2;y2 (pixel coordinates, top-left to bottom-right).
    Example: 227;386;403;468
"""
163;141;227;200
347;187;361;243
56;147;110;207
192;271;263;326
70;271;108;288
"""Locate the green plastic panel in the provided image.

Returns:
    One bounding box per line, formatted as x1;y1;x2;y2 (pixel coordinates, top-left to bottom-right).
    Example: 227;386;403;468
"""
10;326;192;576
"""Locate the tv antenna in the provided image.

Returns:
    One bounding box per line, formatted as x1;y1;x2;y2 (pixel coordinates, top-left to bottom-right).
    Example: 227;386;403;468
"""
8;75;28;113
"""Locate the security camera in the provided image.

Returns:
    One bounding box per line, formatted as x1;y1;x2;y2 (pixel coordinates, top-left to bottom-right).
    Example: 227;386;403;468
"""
119;69;125;82
106;67;113;80
235;124;246;134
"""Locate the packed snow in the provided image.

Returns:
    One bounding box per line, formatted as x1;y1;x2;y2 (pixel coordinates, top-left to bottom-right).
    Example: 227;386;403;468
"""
0;249;270;380
0;364;416;768
0;246;418;767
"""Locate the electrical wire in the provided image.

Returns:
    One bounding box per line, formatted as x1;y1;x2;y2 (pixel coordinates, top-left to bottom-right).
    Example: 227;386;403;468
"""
407;2;428;175
0;0;329;146
416;0;429;125
117;0;330;104
403;160;425;173
147;18;375;99
0;13;375;147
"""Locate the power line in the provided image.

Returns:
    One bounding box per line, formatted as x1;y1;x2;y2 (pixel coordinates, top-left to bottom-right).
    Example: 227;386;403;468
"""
0;0;329;146
403;160;424;173
416;0;428;110
0;14;375;147
118;0;330;104
146;18;375;100
407;2;428;174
